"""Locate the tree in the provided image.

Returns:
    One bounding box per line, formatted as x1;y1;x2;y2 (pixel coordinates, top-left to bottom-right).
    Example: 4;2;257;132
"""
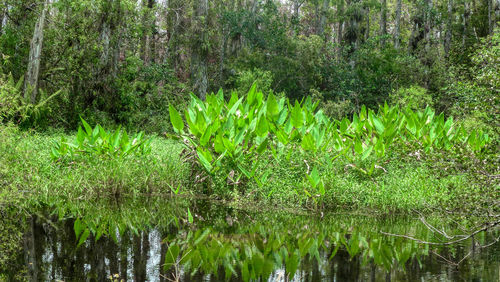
444;0;453;56
24;0;49;104
140;0;156;65
394;0;402;49
191;0;209;100
380;0;387;45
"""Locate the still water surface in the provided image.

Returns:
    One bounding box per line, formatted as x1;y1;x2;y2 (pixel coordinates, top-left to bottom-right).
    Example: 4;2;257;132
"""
3;198;499;281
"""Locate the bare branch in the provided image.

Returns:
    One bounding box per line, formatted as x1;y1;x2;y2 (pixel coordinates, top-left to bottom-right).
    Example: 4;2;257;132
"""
381;219;500;246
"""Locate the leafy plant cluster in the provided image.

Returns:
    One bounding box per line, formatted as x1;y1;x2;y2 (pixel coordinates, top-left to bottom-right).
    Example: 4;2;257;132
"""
168;85;490;199
51;119;151;161
163;225;421;281
0;72;61;126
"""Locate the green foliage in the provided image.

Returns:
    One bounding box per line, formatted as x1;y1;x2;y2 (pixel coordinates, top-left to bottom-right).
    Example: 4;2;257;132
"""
51;118;152;161
231;68;274;95
169;85;490;202
440;31;500;142
390;85;433;110
0;73;24;122
471;29;500;90
0;71;62;127
115;57;188;132
0;126;187;201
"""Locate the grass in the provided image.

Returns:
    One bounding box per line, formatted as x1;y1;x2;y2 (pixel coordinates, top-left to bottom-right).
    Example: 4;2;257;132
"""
0;125;188;205
0;124;495;213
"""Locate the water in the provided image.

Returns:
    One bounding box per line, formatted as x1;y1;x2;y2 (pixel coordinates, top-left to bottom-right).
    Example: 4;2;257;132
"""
1;197;499;281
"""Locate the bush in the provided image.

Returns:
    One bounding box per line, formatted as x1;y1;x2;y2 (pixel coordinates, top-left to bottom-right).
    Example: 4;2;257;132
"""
231;68;274;96
311;89;354;120
390;85;433;110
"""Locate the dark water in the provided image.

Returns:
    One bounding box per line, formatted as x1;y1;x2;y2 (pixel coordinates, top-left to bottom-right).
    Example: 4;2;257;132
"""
2;198;499;281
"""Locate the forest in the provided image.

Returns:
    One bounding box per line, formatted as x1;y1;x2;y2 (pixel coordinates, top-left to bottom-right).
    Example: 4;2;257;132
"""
0;0;499;281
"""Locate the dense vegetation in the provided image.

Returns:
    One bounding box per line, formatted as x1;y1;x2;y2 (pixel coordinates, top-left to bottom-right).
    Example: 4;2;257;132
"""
0;2;499;280
0;0;498;211
0;0;498;132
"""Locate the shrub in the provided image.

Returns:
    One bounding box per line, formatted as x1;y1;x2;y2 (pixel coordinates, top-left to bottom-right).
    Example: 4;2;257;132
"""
230;68;274;96
390;85;433;110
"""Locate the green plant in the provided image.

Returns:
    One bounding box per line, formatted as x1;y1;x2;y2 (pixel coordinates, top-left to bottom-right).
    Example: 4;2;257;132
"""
51;118;152;161
0;72;62;127
390;85;433;110
231;68;274;95
168;85;490;202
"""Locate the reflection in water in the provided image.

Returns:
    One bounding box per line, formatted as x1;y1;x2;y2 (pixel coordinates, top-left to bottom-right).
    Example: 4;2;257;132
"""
3;199;500;281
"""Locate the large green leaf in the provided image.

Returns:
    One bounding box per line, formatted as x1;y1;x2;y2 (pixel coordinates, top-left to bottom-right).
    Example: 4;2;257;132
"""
370;111;385;135
291;101;304;128
169;105;184;133
255;116;269;137
196;148;213;172
164;243;180;271
301;133;316;151
266;93;280;121
80;117;92;136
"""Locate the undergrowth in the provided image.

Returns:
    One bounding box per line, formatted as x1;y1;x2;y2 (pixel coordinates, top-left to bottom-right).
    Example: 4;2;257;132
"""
1;118;495;213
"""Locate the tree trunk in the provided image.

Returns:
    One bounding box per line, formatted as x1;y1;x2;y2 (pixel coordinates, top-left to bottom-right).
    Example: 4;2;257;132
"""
24;0;49;104
380;0;387;45
425;0;433;48
365;6;370;40
191;0;209;100
394;0;402;48
100;0;122;79
337;0;344;52
318;0;330;36
0;6;5;35
489;0;493;34
140;0;155;65
345;0;363;51
444;0;452;57
293;0;304;20
462;2;469;47
496;0;500;32
23;216;38;281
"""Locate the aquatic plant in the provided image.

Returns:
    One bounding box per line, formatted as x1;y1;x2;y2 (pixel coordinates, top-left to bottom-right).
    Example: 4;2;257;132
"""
51;118;151;161
168;85;490;200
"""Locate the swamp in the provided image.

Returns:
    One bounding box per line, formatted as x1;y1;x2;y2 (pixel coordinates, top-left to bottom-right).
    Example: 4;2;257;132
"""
0;0;499;281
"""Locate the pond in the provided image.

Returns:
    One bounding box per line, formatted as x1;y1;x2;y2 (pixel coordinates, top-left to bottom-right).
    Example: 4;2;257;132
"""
1;197;499;281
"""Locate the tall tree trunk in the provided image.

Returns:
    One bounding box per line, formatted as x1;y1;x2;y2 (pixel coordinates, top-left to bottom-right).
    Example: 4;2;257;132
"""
337;0;344;57
394;0;402;48
191;0;209;100
380;0;387;45
488;0;499;34
24;0;49;104
23;216;38;281
345;0;363;51
424;0;433;49
0;6;5;35
489;0;493;34
140;0;155;65
318;0;330;36
293;0;305;23
462;2;469;47
496;0;500;32
444;0;453;57
365;6;370;40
